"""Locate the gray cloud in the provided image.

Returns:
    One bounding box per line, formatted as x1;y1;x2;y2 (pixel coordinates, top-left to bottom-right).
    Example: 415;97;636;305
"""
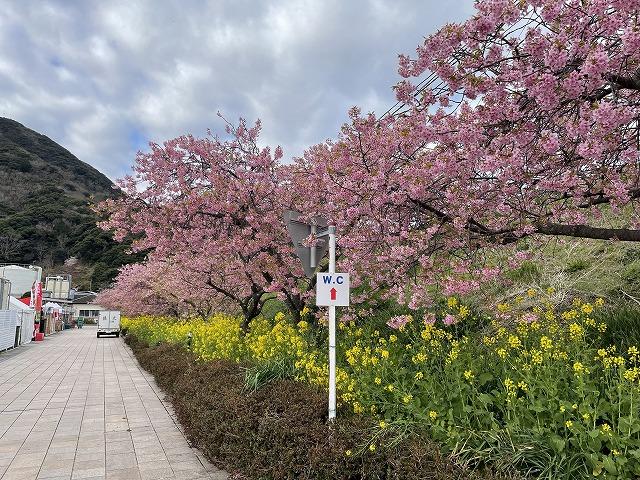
0;0;474;180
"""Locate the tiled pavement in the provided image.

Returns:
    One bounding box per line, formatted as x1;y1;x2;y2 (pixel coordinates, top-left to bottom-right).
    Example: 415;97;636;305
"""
0;327;229;480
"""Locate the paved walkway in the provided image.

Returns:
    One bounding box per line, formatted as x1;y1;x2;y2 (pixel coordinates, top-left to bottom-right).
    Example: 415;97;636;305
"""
0;327;229;480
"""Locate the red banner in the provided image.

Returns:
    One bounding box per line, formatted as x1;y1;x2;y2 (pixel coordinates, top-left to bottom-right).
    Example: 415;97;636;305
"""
31;282;43;311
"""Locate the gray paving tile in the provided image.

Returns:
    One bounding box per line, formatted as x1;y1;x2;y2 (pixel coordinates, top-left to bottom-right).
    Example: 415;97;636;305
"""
0;329;227;480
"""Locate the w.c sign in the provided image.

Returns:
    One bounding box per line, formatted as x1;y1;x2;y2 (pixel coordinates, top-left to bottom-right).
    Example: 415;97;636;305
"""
316;273;350;306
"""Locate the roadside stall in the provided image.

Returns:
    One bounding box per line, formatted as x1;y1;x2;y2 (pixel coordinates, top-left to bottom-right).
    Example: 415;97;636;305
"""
9;296;35;345
42;302;63;335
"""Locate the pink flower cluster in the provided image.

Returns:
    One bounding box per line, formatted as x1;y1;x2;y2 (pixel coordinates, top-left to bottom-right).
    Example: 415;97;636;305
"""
386;315;412;330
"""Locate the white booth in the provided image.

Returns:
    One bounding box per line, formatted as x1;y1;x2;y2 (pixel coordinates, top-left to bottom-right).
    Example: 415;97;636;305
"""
9;297;35;345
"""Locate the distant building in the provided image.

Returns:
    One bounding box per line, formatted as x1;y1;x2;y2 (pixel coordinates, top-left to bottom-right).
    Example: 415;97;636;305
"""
67;291;107;320
43;274;72;302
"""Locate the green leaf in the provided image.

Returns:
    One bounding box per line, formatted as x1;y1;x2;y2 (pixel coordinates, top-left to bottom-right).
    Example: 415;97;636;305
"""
549;434;565;453
478;373;493;385
587;436;602;452
602;456;617;474
531;401;545;413
478;393;493;404
592;462;603;477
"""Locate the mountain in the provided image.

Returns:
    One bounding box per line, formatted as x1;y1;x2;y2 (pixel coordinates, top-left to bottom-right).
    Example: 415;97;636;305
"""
0;117;142;291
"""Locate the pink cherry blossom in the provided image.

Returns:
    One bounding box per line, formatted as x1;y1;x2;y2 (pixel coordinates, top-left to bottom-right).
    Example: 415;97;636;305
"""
443;314;457;326
387;315;412;330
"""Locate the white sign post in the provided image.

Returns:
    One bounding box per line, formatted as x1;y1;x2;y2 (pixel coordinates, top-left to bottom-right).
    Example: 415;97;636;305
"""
283;213;350;421
315;227;350;420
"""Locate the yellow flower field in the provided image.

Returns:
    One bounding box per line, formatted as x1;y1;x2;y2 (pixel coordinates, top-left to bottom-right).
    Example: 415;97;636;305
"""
123;298;640;479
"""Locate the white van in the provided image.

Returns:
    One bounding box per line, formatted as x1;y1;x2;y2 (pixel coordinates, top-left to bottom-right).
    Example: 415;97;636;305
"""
97;310;121;338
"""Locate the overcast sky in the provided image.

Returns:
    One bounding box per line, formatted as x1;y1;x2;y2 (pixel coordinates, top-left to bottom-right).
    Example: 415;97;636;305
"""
0;0;475;180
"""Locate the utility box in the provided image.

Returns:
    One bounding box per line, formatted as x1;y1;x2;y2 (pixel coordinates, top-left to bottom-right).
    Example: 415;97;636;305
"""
97;310;120;338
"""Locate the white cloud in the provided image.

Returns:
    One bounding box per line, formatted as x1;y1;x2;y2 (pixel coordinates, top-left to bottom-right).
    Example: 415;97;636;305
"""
0;0;475;181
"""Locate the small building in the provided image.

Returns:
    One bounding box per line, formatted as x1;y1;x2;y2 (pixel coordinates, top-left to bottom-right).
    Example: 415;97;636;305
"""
68;291;107;323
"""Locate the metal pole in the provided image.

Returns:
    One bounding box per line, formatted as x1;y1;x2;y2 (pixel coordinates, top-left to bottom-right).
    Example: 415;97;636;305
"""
328;225;336;420
310;224;317;268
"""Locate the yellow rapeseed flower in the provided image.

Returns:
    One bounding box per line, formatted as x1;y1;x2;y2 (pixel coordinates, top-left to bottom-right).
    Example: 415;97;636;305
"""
569;322;584;340
624;368;639;382
508;335;522;349
497;303;510;313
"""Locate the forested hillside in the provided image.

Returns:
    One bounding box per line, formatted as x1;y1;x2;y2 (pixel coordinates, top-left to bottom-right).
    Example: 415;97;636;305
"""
0;117;142;290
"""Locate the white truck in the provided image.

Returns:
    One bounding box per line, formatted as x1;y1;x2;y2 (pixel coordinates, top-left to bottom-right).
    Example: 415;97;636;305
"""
97;310;121;338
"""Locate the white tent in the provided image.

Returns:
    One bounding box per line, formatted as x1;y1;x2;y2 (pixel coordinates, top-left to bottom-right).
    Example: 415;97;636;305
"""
9;296;28;312
9;296;35;345
43;302;62;312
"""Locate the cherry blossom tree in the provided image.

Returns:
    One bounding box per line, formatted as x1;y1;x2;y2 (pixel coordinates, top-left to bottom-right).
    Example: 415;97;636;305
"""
99;118;316;327
95;260;228;317
294;0;640;307
101;0;640;315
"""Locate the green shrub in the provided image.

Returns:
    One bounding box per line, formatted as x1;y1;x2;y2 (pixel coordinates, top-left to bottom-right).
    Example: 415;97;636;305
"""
565;259;590;273
505;261;540;282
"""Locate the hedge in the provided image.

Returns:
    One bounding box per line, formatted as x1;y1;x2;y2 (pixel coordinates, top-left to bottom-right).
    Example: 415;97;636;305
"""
125;334;515;480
